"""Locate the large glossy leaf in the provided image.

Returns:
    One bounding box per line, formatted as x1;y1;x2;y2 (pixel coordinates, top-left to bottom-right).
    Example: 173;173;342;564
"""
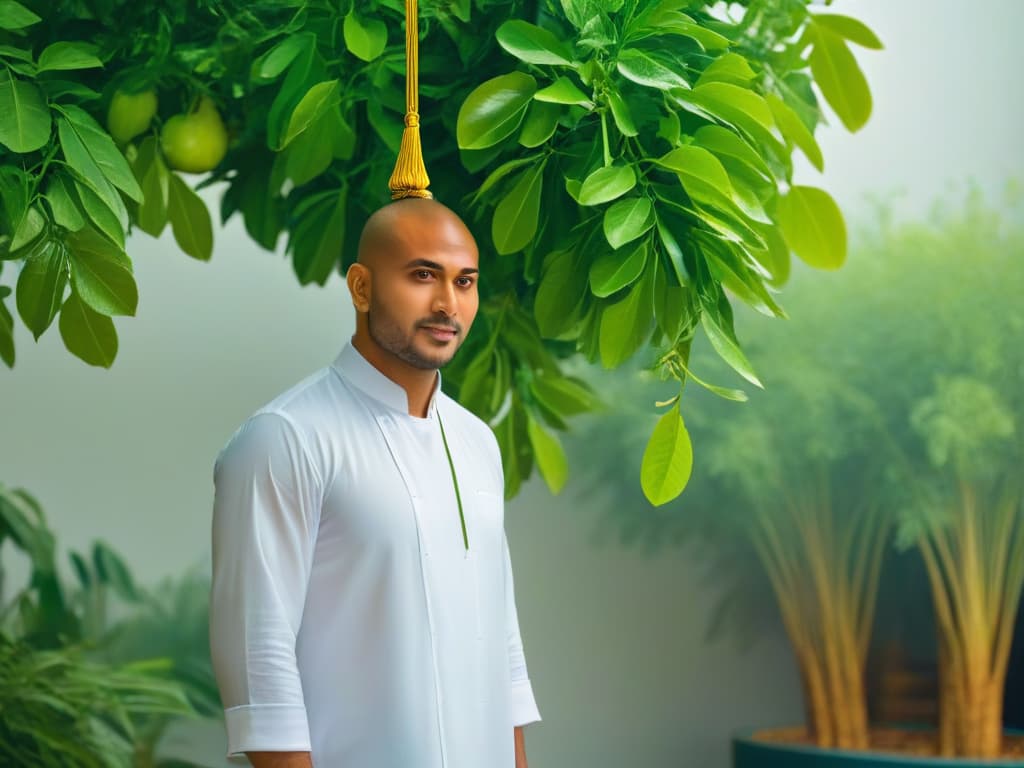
496;20;573;66
72;177;125;247
167;174;213;261
603;197;653;249
457;72;537;150
492;163;544;254
45;173;86;232
37;42;103;72
616;48;689;90
590;239;647;297
343;11;387;62
0;69;50;153
578;164;636;206
776;185;846;270
527;415;568;494
809;25;872;132
67;228;137;316
657;145;734;198
640;404;693;505
16;239;68;339
696;53;755;87
57;105;141;202
684;82;775;132
59;291;117;367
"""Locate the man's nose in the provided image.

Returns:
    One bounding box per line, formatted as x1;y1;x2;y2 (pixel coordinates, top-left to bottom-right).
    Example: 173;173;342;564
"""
432;281;457;316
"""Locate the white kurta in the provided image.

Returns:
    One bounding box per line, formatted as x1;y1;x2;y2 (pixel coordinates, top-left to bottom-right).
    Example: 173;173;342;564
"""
209;343;541;767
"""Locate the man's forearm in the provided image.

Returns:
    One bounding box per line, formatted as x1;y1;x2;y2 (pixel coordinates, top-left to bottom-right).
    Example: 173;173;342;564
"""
514;725;528;768
246;752;313;768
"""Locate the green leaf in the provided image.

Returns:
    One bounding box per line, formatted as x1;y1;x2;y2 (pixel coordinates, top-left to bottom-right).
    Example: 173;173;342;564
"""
683;82;775;132
640;404;693;505
701;307;762;388
167;174;213;261
38;79;101;102
518;101;561;148
16;239;68;339
579;164;636;206
697;53;756;87
590;239;647;297
58;107;142;202
599;260;653;367
72;178;125;247
607;90;637;137
813;14;883;50
496;20;574;66
473;155;540;203
67;228;137;316
527;415;568;494
0;292;14;367
37;42;103;72
45;173;86;232
0;69;50;153
59;290;117;367
535;248;587;338
530;375;600;415
693;125;772;180
278;79;340;150
616;48;689;91
10;204;43;250
286;112;335;185
776;185;846;270
766;93;823;172
135;139;170;237
457;72;537;150
253;33;313;81
289;186;346;286
656;217;688;286
343;11;387;62
534;76;592;107
809;25;872;132
0;0;39;29
603;197;653;249
492;163;544;255
657;145;734;198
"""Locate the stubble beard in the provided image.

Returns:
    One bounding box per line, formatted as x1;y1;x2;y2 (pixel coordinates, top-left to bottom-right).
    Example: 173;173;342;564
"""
367;299;461;371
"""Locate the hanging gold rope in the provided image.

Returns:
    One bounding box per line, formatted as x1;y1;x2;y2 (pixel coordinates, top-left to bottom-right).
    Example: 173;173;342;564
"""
388;0;432;200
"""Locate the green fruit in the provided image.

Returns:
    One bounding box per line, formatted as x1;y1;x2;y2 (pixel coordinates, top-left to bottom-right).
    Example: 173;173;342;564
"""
106;89;158;144
160;96;229;174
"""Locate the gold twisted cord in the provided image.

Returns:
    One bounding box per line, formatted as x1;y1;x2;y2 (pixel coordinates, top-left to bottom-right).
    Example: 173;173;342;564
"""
388;0;432;200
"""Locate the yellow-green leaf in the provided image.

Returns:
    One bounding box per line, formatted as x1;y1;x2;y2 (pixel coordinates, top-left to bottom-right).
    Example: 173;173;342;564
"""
776;185;846;270
640;405;693;506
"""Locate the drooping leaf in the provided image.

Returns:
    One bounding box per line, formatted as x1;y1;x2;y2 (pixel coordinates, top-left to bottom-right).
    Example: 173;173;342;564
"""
813;13;883;50
57;105;142;202
766;93;823;171
167;174;213;261
776;185;846;270
599;260;653;367
809;25;872;132
492;163;544;255
135;140;170;237
289;186;346;285
59;290;117;367
578;164;636;206
45;173;86;232
72;178;125;248
496;20;574;66
457;72;537;150
0;69;50;153
534;248;587;338
0;291;14;367
527;415;569;494
640;404;694;505
67;228;137;317
607;90;637;137
278;79;340;150
701;305;762;388
16;239;68;339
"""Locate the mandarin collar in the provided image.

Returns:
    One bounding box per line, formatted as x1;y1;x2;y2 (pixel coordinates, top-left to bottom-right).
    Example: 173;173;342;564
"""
331;341;442;418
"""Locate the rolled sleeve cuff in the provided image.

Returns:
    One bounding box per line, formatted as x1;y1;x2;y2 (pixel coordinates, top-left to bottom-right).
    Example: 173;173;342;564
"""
509;678;541;727
224;703;311;756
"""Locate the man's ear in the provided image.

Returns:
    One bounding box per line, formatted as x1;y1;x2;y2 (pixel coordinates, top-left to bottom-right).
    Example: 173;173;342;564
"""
346;264;371;313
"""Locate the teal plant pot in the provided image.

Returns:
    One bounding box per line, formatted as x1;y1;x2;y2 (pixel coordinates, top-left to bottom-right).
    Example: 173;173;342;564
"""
733;730;1024;768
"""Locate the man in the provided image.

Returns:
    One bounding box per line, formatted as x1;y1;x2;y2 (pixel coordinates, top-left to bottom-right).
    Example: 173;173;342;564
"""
209;198;541;768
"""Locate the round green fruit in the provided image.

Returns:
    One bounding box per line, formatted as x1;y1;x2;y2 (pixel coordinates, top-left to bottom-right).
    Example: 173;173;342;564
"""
106;89;158;144
160;96;229;174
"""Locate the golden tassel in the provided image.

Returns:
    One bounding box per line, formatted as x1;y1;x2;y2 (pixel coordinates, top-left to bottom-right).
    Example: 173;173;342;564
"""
388;0;432;200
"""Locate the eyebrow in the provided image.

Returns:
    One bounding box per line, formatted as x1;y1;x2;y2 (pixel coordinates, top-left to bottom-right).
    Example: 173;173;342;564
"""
404;258;479;275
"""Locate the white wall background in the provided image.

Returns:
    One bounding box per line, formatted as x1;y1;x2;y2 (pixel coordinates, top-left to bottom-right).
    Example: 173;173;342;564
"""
2;1;1022;765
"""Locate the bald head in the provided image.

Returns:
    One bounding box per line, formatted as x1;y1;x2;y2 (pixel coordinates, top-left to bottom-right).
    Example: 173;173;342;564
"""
357;198;476;269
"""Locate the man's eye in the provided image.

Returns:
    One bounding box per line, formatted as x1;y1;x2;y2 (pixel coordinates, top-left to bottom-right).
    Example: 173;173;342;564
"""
456;277;475;287
414;270;432;279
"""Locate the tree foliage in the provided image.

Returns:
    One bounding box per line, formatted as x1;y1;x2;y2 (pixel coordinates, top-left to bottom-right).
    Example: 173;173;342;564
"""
0;0;878;501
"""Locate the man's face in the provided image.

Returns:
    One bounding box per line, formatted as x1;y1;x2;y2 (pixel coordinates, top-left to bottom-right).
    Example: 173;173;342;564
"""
366;214;480;370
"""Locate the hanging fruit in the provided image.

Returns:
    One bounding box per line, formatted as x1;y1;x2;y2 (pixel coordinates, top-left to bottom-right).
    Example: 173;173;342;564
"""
160;96;228;174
